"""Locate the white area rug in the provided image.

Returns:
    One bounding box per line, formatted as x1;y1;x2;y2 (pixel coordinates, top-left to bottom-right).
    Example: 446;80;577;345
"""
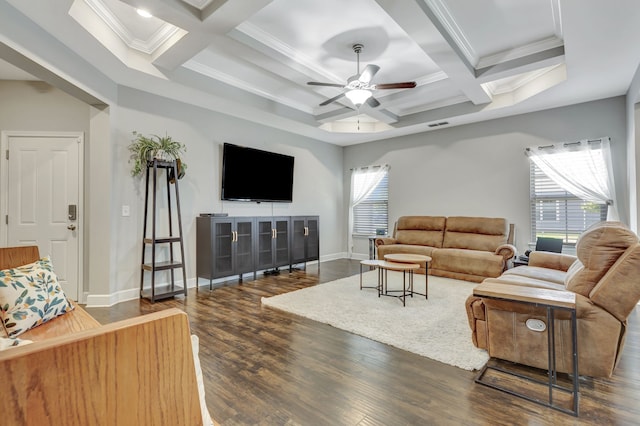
261;270;489;371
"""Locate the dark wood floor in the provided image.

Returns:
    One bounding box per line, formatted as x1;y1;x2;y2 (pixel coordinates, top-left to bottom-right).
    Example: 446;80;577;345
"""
86;259;640;425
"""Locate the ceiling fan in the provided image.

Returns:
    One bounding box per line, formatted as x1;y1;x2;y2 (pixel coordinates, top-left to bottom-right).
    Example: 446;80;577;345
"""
307;43;416;108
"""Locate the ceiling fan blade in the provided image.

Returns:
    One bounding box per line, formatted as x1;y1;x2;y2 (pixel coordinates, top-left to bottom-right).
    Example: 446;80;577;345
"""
307;82;345;88
319;92;346;106
373;82;417;89
358;64;380;84
366;96;380;108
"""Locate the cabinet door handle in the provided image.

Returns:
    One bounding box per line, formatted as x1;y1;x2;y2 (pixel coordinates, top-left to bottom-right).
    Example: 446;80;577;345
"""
304;226;308;236
232;231;237;242
272;229;276;239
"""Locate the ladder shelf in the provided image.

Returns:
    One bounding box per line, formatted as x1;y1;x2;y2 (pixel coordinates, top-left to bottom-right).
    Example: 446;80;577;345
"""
140;159;187;302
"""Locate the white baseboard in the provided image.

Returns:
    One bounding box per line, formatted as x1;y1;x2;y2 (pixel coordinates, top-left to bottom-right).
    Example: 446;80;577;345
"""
84;252;350;307
85;277;199;307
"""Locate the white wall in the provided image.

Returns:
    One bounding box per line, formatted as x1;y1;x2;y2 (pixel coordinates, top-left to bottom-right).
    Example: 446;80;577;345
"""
109;87;345;297
344;97;628;256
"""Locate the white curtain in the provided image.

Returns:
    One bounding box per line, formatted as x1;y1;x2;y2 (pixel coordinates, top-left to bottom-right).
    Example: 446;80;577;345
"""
525;137;618;220
348;164;389;257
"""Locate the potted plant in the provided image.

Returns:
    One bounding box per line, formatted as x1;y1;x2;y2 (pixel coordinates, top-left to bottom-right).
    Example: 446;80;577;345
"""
128;131;187;179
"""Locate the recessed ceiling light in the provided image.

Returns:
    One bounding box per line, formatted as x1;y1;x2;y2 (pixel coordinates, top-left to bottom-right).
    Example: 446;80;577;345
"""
136;9;152;18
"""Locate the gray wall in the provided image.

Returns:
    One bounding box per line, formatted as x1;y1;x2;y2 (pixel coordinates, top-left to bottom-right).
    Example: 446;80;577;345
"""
344;97;628;256
110;87;345;295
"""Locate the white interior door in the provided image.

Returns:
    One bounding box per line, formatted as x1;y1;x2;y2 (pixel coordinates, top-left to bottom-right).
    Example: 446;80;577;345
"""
5;133;82;301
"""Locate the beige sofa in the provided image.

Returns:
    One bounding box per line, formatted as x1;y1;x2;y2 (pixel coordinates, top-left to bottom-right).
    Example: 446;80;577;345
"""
375;216;516;282
466;221;640;377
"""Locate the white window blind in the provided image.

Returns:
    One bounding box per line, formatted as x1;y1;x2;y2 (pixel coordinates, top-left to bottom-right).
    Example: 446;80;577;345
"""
353;172;388;236
530;162;607;244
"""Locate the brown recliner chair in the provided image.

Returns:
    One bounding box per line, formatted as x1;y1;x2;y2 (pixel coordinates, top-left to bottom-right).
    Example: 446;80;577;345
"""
466;221;640;377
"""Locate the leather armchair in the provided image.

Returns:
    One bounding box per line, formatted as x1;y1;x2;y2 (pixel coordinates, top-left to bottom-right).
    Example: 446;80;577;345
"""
466;221;640;377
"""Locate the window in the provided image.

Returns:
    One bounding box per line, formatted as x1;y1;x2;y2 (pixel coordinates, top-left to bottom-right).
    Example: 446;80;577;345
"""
352;171;388;236
530;162;607;244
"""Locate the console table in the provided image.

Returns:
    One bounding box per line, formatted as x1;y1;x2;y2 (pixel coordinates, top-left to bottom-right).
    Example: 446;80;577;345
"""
196;215;319;287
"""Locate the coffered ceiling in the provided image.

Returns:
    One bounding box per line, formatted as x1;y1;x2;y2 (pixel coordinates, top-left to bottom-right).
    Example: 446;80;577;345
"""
2;0;640;145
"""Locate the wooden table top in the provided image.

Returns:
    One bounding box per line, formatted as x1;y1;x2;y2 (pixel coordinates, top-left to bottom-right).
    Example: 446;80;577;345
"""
360;259;386;266
378;260;420;272
473;282;576;309
384;253;432;263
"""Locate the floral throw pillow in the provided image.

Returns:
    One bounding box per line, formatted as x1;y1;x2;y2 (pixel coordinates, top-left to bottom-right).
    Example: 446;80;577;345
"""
0;256;74;337
0;336;32;351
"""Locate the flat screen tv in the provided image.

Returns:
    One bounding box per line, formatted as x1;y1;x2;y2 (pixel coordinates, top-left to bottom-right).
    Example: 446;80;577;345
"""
221;143;295;203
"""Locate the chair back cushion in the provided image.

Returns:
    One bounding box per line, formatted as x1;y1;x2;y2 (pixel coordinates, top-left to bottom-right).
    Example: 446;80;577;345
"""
590;244;640;322
442;217;508;252
565;221;639;298
395;216;446;247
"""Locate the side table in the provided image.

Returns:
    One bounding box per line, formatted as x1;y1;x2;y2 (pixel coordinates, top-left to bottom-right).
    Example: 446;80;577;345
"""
359;259;384;291
377;260;420;306
383;253;431;299
473;282;579;416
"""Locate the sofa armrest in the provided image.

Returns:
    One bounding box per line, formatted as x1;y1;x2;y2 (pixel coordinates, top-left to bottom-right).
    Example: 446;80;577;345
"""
0;308;205;425
375;237;397;247
495;244;516;261
529;251;577;271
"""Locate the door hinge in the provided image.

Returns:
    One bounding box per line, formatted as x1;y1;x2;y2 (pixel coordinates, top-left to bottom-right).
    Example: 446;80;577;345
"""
5;215;7;225
5;150;8;160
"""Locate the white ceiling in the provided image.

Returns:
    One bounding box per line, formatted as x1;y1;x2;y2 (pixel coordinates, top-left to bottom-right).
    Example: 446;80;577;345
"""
3;0;640;146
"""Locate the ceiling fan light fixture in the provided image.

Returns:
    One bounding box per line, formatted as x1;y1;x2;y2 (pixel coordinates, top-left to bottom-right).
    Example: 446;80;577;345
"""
345;89;372;106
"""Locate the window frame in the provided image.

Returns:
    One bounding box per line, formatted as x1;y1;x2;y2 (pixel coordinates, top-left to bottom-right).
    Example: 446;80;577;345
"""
529;162;607;246
352;171;389;237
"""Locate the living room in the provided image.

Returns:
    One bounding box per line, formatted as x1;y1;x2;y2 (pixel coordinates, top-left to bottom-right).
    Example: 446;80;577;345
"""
2;0;640;424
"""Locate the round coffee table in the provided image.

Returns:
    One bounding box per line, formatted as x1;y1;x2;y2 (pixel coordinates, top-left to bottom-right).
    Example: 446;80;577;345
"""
383;253;431;299
377;260;420;306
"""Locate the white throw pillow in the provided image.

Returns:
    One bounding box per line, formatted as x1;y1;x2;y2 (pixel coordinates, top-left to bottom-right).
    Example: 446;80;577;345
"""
191;334;214;426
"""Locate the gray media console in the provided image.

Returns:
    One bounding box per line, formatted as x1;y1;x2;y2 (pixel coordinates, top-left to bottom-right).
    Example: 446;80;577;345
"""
196;215;319;287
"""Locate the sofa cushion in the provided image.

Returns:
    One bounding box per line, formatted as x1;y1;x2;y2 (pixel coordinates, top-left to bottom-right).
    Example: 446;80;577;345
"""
431;248;504;278
0;256;74;337
395;216;445;247
565;221;639;297
482;275;566;291
377;244;436;259
502;265;567;285
442;217;507;252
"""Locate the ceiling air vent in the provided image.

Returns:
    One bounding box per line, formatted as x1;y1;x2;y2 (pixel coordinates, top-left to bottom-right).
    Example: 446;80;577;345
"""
428;121;449;128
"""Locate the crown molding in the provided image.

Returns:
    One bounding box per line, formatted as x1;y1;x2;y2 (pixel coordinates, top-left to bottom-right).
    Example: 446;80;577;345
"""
425;0;478;66
84;0;181;55
483;63;564;96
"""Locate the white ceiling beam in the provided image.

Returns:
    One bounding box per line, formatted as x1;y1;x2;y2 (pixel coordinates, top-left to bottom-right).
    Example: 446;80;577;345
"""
363;107;399;124
120;0;273;71
314;104;399;125
375;0;491;106
475;46;565;83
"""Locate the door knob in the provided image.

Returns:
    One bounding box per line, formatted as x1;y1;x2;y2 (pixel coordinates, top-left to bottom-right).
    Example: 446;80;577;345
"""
67;224;76;231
